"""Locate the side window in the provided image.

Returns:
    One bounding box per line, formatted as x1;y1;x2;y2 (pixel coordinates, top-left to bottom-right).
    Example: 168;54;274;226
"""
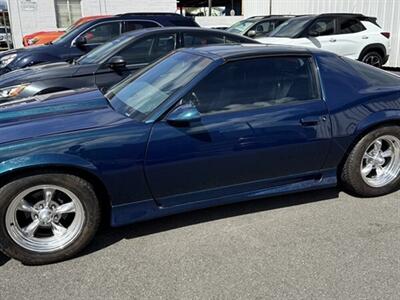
116;37;155;65
82;22;120;44
123;21;159;33
308;18;336;36
224;35;249;44
150;33;176;61
183;32;225;47
182;57;320;115
339;18;365;34
250;20;274;36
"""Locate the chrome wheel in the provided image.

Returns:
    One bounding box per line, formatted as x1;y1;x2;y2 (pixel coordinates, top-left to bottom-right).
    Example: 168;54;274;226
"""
362;54;382;67
5;185;85;253
360;135;400;187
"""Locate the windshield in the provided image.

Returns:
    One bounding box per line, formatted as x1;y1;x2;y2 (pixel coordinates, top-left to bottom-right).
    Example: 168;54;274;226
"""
106;51;213;121
77;35;131;64
227;19;257;34
269;17;313;38
52;21;89;44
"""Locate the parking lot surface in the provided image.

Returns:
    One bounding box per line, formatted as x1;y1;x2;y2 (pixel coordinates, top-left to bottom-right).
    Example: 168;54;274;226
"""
0;188;399;299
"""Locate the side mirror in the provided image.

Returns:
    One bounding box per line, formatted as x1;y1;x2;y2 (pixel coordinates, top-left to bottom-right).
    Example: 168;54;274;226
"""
75;36;87;49
108;56;127;70
247;30;256;38
167;104;201;126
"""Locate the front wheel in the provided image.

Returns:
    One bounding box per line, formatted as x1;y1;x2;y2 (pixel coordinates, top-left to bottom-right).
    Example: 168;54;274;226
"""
341;126;400;196
0;173;100;265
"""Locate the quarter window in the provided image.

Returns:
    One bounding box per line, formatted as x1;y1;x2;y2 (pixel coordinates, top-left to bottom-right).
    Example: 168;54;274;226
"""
339;18;365;34
82;22;120;44
308;18;336;36
182;57;320;115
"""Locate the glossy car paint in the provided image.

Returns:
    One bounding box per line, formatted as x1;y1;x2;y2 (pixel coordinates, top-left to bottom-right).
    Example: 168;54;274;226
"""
0;45;399;228
0;28;258;101
0;14;199;74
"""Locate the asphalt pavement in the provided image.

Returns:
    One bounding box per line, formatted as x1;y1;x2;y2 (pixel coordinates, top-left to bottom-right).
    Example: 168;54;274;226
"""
0;188;399;299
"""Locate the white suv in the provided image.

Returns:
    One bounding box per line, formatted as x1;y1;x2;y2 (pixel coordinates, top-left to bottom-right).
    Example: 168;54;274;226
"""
256;14;390;67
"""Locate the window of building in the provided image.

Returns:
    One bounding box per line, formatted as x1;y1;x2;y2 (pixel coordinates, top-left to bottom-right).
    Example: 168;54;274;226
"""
55;0;82;28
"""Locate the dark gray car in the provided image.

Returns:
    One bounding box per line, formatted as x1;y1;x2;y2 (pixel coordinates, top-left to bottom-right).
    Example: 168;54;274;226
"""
0;27;258;102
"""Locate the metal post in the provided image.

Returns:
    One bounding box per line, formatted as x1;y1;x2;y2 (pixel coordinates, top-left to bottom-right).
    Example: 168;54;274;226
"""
269;0;272;15
208;0;212;16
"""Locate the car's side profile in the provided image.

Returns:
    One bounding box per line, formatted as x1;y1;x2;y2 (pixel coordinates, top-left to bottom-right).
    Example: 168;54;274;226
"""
0;45;400;265
0;27;257;102
257;13;391;67
0;13;199;75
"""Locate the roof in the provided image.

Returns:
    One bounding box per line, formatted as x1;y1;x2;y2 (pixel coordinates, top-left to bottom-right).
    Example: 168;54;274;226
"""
182;44;319;60
120;26;258;42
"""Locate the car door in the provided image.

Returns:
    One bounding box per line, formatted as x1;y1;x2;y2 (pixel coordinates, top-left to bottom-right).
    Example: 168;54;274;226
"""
334;17;368;59
95;33;177;90
144;55;331;207
302;17;340;54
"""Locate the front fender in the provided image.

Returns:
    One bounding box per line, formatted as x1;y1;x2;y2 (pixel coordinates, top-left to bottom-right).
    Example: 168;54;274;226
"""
0;153;99;176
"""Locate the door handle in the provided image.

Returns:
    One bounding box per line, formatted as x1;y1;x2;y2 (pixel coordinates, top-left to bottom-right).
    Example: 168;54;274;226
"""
300;116;324;126
329;38;336;42
362;36;369;39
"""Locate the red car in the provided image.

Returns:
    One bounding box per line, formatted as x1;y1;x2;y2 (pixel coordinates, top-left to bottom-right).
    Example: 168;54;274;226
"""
23;15;111;46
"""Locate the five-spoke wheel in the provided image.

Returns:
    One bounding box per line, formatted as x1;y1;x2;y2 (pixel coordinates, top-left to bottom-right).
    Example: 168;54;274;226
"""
342;126;400;196
0;173;100;265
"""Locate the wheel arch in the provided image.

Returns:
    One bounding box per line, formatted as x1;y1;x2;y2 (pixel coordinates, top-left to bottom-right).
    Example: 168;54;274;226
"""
358;43;387;61
337;114;400;179
0;160;112;223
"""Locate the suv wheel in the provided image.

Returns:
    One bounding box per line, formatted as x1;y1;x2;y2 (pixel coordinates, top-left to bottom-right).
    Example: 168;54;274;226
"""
341;126;400;196
0;173;100;265
361;51;383;68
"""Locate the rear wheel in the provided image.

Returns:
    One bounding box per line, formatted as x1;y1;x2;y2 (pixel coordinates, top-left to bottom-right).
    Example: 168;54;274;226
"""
361;51;383;68
341;126;400;196
0;173;100;265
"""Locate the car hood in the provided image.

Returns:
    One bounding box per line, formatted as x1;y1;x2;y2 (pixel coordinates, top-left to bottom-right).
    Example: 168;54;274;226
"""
0;62;95;88
0;88;128;145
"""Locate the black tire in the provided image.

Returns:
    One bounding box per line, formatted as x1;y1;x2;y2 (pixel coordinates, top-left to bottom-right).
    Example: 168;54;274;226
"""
360;51;383;68
0;173;100;265
341;126;400;197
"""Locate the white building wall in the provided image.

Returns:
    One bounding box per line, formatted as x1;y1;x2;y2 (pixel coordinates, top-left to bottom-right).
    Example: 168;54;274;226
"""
270;0;400;67
8;0;176;48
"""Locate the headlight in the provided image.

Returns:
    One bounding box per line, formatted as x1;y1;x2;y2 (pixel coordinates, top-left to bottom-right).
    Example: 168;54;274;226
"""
0;84;29;99
0;53;17;68
28;38;38;45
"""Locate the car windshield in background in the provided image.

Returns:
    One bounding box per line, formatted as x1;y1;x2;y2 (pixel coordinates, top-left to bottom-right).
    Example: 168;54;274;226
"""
227;20;257;34
106;51;213;121
77;35;131;64
269;17;313;37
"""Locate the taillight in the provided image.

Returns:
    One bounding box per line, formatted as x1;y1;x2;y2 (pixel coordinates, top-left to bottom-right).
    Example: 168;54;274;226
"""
381;32;390;39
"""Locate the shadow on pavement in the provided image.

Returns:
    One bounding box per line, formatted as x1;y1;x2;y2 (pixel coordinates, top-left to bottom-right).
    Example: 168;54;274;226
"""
80;187;340;258
0;252;10;266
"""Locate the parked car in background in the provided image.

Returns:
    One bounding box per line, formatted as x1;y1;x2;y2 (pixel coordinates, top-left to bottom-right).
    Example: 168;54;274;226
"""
0;13;199;75
0;27;257;101
257;13;390;67
22;15;111;47
227;15;293;38
1;44;400;265
0;26;12;48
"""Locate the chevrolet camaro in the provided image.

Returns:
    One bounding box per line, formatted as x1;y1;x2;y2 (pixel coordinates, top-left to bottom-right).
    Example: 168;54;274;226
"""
0;45;399;265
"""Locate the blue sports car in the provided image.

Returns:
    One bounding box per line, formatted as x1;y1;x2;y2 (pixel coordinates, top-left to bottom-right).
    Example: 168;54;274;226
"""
0;45;400;264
